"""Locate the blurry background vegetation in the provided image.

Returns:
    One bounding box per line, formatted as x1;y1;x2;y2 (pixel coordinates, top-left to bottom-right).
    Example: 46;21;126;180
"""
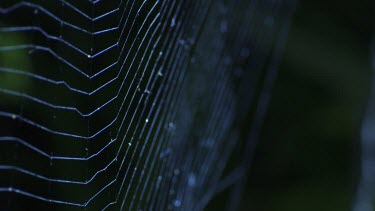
243;1;374;210
207;1;375;210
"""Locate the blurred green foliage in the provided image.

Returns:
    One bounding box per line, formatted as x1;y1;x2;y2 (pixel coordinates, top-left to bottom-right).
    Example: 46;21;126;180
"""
0;26;33;104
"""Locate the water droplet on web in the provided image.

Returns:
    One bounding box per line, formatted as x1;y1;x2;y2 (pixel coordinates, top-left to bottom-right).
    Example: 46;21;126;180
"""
156;175;162;187
188;173;196;187
173;199;181;207
202;138;215;148
11;114;16;120
158;71;163;76
220;20;228;33
174;169;180;175
179;39;186;45
128;142;132;146
160;148;171;158
169;122;174;128
168;122;176;131
145;118;149;123
171;17;176;28
87;54;91;58
188;38;194;45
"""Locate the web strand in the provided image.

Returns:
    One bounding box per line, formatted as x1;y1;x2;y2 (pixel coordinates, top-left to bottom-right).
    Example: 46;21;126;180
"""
0;0;296;210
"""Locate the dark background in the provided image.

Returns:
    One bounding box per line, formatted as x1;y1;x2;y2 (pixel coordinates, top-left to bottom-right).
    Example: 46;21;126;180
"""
244;1;374;210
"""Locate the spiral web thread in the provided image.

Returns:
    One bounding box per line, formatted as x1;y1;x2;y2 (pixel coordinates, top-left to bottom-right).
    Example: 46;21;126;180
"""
0;0;296;210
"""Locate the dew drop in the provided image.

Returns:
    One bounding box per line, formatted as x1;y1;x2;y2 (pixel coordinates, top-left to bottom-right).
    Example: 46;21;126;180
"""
173;200;181;207
188;173;196;187
156;175;162;187
168;122;176;130
171;17;176;28
174;169;180;175
179;39;186;45
220;20;228;33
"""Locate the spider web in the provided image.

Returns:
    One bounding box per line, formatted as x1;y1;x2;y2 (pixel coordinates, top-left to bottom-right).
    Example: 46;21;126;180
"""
0;0;296;210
